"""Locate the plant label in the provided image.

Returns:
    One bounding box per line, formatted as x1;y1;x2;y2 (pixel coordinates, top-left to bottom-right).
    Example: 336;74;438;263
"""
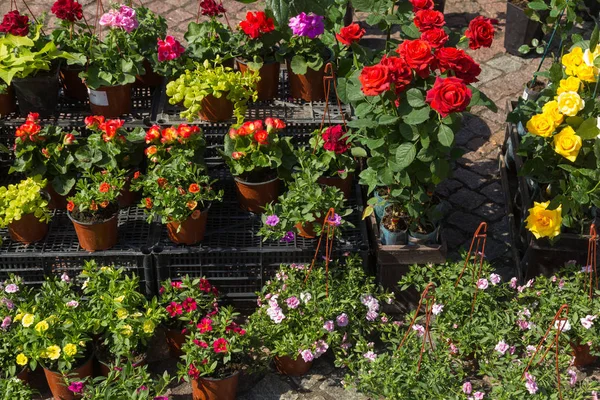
88;89;109;106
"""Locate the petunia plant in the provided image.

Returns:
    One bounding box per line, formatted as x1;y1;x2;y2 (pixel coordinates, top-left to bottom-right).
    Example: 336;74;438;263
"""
67;169;126;222
0;377;36;399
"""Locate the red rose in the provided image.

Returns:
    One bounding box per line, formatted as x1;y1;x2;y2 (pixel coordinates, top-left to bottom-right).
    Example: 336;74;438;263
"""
51;0;83;22
420;28;449;49
465;16;496;50
426;76;472;117
322;125;350;154
239;11;274;39
409;0;434;12
396;39;434;79
434;47;481;84
413;10;445;32
359;64;391;96
379;55;412;94
0;10;29;37
254;129;269;144
335;23;366;46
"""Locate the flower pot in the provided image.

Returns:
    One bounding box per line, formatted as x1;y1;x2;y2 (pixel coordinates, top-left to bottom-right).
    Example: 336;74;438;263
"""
12;68;60;118
380;221;408;245
199;94;234;122
408;225;441;245
234;176;280;213
43;355;93;400
192;371;239;400
433;0;446;13
60;67;88;102
295;221;316;239
288;63;327;102
373;189;390;224
15;367;29;383
69;212;118;252
274;355;313;376
165;327;188;357
117;172;140;208
167;205;210;245
45;183;69;210
0;86;17;116
318;173;354;199
87;84;132;118
135;59;163;88
236;59;280;101
504;1;545;56
8;213;48;244
570;343;597;367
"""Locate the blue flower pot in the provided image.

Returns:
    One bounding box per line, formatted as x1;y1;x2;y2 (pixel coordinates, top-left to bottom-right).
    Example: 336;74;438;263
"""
380;221;407;245
408;225;441;245
373;190;390;224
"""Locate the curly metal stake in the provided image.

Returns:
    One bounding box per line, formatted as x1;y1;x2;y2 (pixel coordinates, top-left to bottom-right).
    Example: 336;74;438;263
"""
454;222;487;319
304;208;337;297
319;63;348;133
522;304;569;400
586;224;598;300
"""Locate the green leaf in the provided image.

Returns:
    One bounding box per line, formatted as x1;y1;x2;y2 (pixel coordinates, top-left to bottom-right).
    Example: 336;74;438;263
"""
52;175;76;196
437;124;454;147
347;119;378;129
351;0;393;12
351;147;368;158
378;115;400;125
401;24;421;39
528;1;549;10
591;25;600;52
290;55;308;75
576;117;600;140
406;88;425;108
518;44;531;54
469;87;497;112
402;106;431;125
395;143;416;170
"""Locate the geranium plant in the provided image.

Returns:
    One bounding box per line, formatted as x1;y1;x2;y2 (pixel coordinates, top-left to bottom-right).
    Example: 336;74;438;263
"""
50;0;96;64
0;176;51;229
153;35;189;79
130;5;167;70
282;12;330;75
184;0;236;63
143;124;206;167
67;169;126;221
233;10;283;70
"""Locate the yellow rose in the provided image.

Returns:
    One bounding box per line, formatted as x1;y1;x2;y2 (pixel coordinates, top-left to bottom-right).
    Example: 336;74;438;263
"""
526;114;555;137
45;345;61;360
562;47;583;75
556;91;585;116
34;320;49;333
583;46;600;67
16;353;28;366
553;126;582;162
142;320;155;334
116;308;128;320
63;343;77;357
576;63;597;83
556;76;581;95
114;295;125;303
21;314;34;328
541;101;564;126
526;201;562;239
121;324;133;337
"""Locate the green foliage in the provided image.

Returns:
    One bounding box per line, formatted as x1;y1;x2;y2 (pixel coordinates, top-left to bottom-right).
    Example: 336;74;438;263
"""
264;0;336;28
185;19;236;63
280;35;330;74
308;125;362;178
76;125;144;172
133;6;167;60
0;176;51;227
50;21;97;65
0;377;36;399
68;169;126;215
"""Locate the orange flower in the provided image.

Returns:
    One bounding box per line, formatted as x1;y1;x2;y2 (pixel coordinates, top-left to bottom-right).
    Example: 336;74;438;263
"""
145;125;161;143
67;201;75;212
99;182;110;193
145;146;158;156
100;201;109;208
265;117;285;132
254;130;269;144
133;171;141;179
41;148;50;158
188;183;200;193
186;200;198;210
157;177;167;188
16;120;42;142
191;210;201;219
145;197;153;209
90;201;98;211
84;115;105;128
161;127;178;144
100;119;124;142
177;124;199;139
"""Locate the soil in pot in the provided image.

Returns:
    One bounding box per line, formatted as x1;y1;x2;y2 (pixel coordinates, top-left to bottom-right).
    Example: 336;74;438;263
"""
274;355;313;376
234;169;280;213
199;94;234;122
44;353;94;400
236;59;280;101
408;223;440;245
69;204;119;251
60;67;88;102
380;209;408;245
318;173;354;199
88;84;132;118
0;86;17;116
167;205;210;245
522;79;546;101
192;372;239;400
13;69;60;118
8;213;48;244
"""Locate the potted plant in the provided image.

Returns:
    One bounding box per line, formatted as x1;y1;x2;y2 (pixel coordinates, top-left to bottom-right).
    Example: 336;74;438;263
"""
0;377;36;399
379;202;409;245
9;113;80;209
130;5;167;88
158;276;219;356
0;176;51;244
81;4;145;117
165;60;259;123
67;169;126;251
153;34;189;81
142;123;206;167
0;82;16;116
234;10;283;101
220;118;294;213
258;149;351;240
282;12;332;102
180;306;250;400
503;0;544;55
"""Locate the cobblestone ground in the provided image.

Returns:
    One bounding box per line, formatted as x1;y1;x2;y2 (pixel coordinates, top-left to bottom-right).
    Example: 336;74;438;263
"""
3;0;556;398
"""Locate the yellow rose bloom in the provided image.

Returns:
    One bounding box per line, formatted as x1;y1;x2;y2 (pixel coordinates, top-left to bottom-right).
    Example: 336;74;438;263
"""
63;343;77;357
142;320;155;334
34;321;49;333
116;308;128;320
556;76;581;95
114;295;125;303
16;353;28;366
556;91;585;116
576;63;597;83
541;101;564;126
21;314;34;328
526;201;562;239
121;324;133;337
562;47;583;76
45;345;61;360
553;126;582;162
526;114;555;137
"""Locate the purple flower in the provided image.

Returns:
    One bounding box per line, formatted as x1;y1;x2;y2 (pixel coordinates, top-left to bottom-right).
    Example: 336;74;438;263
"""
265;215;280;227
300;349;314;362
4;284;18;294
472;392;485;400
68;382;84;394
568;369;577;386
516;319;530;330
154;397;169;400
61;273;70;282
286;296;300;309
137;385;148;392
431;303;443;315
323;320;334;332
509;277;517;289
412;324;425;337
581;315;596;329
314;340;328;357
66;300;79;308
1;316;11;330
489;273;501;285
327;213;342;227
280;231;295;243
119;5;136;18
462;382;472;395
363;351;377;362
495;340;509;355
524;372;538;394
336;313;349;327
449;342;458;354
476;278;488;290
1;298;14;310
288;12;325;39
366;310;378;321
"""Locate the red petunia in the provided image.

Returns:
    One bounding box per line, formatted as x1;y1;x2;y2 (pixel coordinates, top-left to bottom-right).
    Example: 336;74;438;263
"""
335;23;365;47
197;317;213;333
166;302;183;317
182;297;197;313
212;338;228;353
0;10;30;37
239;11;275;39
51;0;83;22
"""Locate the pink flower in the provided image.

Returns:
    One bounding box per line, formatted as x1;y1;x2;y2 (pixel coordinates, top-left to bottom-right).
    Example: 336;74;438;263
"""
366;310;378;321
182;297;197;313
412;324;425;337
431;303;443;315
462;381;472;394
99;9;117;26
158;35;185;62
300;349;314;362
509;277;517;289
314;340;329;357
516;319;531;330
509;345;516;355
363;351;377;362
166;302;183;317
476;278;488;290
489;273;501;285
336;313;349;327
568;369;577;386
60;273;70;282
495;340;509;355
68;381;84;394
4;284;18;294
518;279;534;293
323;320;334;332
580;315;596;329
449;342;459;354
592;391;599;400
66;300;79;308
472;392;485;400
524;372;538;394
286;296;300;309
1;316;11;330
558;278;565;289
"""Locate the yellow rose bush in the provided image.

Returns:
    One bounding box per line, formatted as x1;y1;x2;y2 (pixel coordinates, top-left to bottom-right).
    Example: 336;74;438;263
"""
553;126;582;162
525;202;562;239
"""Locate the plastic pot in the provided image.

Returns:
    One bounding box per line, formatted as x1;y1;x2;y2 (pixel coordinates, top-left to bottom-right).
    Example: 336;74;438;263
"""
135;59;163;88
167;205;210;245
192;371;239;400
87;84;132;118
504;1;544;56
8;213;48;244
380;221;408;245
318;173;354;199
0;86;17;116
199;94;234;122
234;176;280;213
274;355;313;376
236;58;280;101
69;212;119;252
165;327;188;357
433;0;446;13
45;183;69;210
60;66;88;102
44;354;94;400
295;221;316;239
571;343;598;367
373;189;390;223
408;224;441;245
13;68;60;118
117;172;140;208
288;63;327;102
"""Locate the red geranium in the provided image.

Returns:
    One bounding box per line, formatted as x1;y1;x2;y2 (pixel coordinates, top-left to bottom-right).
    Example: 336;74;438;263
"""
359;64;391;96
434;47;481;84
200;0;225;17
335;23;366;46
409;0;434;12
157;35;185;62
426;76;472;117
421;27;448;49
239;11;275;39
51;0;83;22
413;9;445;32
322;125;350;154
0;10;30;37
379;55;412;94
396;39;434;78
465;16;496;50
212;338;228;353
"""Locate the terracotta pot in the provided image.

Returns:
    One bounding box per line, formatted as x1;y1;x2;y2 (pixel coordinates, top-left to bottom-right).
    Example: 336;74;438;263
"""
60;67;88;102
87;84;132;118
234;176;279;213
8;213;48;244
167;205;210;245
274;355;313;376
45;183;69;210
166;327;188;357
0;86;16;116
44;355;93;400
192;371;239;400
288;62;327;102
117;173;140;208
199;94;234;122
237;59;280;101
69;212;118;252
295;221;316;239
571;343;598;367
135;59;163;88
318;173;354;199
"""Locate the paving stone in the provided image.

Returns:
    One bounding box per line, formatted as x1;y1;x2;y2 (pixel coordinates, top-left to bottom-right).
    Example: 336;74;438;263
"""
471;158;500;178
318;377;368;400
488;216;510;242
435;178;462;197
473;202;504;222
238;373;298;400
466;137;488;152
456;127;477;146
472;67;502;87
447;210;487;234
444;227;468;249
453;168;487;190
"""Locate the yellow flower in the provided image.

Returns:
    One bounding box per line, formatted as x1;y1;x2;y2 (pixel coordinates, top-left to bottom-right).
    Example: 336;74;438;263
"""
21;314;34;328
34;320;49;333
45;345;61;360
553;126;582;162
526;201;562;239
116;308;128;320
131;312;142;318
121;324;133;337
556;76;581;95
14;313;23;322
143;320;155;334
526;114;555;137
16;353;28;366
583;46;600;67
541;101;564;127
114;295;125;303
576;63;597;83
63;343;77;357
562;47;583;76
556;91;585;116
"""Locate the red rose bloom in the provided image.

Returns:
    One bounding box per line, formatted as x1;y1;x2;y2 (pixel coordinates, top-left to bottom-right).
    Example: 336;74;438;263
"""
434;47;481;84
359;64;391;96
335;23;366;46
409;0;434;12
213;338;228;353
426;76;472;117
51;0;83;22
396;39;434;78
465;16;496;50
413;10;445;32
239;11;274;39
421;27;449;49
254;129;269;144
379;55;412;94
99;182;110;193
84;115;105;128
322;125;350;154
0;10;30;37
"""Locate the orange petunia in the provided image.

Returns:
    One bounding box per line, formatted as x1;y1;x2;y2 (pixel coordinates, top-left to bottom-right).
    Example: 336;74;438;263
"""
99;182;110;193
188;183;200;193
186;200;198;210
67;201;75;212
